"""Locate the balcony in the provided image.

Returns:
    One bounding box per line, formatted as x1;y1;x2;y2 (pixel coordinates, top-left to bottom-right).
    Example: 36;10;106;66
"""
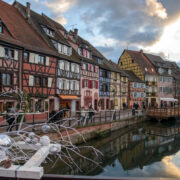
57;89;80;95
146;81;157;86
58;69;80;80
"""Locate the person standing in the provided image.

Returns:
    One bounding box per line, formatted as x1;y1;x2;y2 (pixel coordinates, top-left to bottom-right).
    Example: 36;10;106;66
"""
88;105;94;123
6;108;15;132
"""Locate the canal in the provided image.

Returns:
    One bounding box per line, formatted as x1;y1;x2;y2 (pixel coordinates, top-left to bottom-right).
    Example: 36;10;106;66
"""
43;121;180;178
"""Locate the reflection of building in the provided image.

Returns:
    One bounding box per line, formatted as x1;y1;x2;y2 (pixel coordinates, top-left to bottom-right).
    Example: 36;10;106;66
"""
44;123;180;176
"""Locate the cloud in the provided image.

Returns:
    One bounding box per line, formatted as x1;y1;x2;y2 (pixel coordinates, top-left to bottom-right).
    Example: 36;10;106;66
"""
43;0;77;13
55;14;67;25
145;0;168;19
41;0;180;61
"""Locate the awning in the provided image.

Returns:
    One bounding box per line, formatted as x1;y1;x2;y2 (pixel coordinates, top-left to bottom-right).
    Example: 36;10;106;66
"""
160;98;178;102
58;95;79;100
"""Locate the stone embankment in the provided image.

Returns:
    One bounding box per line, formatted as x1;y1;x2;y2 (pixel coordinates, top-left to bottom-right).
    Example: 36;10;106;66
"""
48;115;146;144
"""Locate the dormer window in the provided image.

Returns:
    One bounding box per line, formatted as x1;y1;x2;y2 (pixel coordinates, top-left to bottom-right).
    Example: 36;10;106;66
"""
51;39;72;56
42;25;55;37
78;47;91;59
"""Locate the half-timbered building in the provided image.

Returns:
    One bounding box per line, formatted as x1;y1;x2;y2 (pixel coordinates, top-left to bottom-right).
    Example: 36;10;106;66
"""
0;1;57;114
107;61;129;110
119;50;158;107
65;30;100;110
14;2;81;115
124;70;146;108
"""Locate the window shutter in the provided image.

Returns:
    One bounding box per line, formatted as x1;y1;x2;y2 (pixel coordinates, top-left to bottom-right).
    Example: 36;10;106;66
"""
29;75;34;86
46;57;49;66
0;46;4;57
34;54;38;64
88;80;90;88
96;81;99;89
14;50;18;60
82;64;84;70
69;47;72;55
83;49;86;57
48;78;52;88
29;53;35;63
82;79;85;88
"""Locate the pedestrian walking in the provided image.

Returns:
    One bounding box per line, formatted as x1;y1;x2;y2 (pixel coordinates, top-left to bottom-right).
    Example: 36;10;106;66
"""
80;107;86;125
88;105;94;123
6;108;15;132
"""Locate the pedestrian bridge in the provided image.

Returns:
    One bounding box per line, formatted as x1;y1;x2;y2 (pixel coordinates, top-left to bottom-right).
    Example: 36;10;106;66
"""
147;107;180;120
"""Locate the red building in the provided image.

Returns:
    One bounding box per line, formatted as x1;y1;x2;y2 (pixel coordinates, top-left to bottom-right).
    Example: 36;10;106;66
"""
125;70;146;108
0;1;57;113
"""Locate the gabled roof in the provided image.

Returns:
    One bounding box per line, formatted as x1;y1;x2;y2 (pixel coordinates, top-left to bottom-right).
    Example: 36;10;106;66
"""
69;30;112;70
13;1;81;63
124;70;143;83
122;50;157;75
0;0;56;55
106;60;128;77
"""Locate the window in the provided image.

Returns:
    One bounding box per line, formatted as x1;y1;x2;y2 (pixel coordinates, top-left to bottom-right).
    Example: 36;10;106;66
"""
4;48;14;58
0;24;2;34
132;59;134;63
38;55;45;65
75;64;80;73
85;80;88;88
64;45;68;54
145;68;148;72
42;77;48;87
93;80;96;89
78;48;83;56
83;63;88;70
65;61;70;71
43;26;55;37
168;69;172;75
71;63;75;72
59;61;64;70
34;77;41;86
23;52;29;62
122;87;126;93
2;73;12;86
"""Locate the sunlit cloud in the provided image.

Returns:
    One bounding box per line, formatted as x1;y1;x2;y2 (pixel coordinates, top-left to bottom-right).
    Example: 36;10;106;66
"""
162;156;180;178
145;0;168;19
43;0;77;13
55;15;67;25
144;17;180;61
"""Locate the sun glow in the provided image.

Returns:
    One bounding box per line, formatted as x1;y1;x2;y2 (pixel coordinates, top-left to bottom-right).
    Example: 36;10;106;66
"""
145;17;180;61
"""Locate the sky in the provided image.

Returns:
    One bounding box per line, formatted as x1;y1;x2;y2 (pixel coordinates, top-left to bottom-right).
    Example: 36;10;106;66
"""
5;0;180;63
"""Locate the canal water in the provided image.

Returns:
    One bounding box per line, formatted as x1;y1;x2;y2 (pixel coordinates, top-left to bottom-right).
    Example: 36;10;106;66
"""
43;121;180;178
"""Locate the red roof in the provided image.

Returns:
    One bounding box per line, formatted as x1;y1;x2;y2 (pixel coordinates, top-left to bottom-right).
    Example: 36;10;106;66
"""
125;49;157;75
0;0;56;55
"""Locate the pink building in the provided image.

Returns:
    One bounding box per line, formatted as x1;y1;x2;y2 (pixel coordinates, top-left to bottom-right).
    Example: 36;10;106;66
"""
144;54;175;107
63;29;100;110
81;63;99;110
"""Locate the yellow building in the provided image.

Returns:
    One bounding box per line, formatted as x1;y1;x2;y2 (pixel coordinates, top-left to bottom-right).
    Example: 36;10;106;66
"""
118;49;158;107
107;60;128;110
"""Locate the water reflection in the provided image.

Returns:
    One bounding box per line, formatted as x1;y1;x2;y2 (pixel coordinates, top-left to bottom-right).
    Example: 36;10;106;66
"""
43;121;180;178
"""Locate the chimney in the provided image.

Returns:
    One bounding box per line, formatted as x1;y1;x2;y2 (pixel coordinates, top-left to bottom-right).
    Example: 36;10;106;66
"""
140;49;143;54
26;2;31;19
74;28;78;36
